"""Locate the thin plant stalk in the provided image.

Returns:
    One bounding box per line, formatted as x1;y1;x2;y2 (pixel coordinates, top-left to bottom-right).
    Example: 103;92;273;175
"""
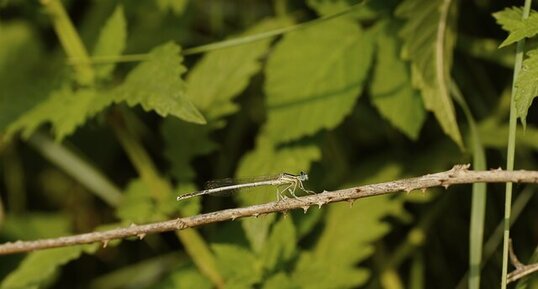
502;1;532;288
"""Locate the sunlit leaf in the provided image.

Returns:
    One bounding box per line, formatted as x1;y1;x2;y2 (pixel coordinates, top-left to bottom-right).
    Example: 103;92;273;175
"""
154;264;212;289
263;18;373;143
514;49;538;127
260;217;296;270
186;18;292;121
493;7;538;48
396;0;462;147
5;42;205;141
113;42;206;124
0;245;98;289
116;179;200;223
370;21;425;139
212;244;263;288
293;165;407;288
92;5;127;80
116;180;158;223
5;86;106;141
262;272;298;289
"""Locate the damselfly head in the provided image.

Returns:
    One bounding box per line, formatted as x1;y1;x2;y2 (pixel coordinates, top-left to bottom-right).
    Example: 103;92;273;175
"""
299;171;308;181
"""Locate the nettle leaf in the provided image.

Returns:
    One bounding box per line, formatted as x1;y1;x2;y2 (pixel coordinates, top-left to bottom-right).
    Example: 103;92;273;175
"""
113;42;206;124
493;7;538;48
293;194;399;289
212;244;263;288
117;179;199;223
370;21;425;139
0;245;98;289
263;18;373;143
293;165;406;288
515;49;538;127
92;5;127;80
260;217;296;271
235;139;320;253
0;215;99;289
154;265;212;289
5;86;108;141
262;273;298;289
396;0;463;147
116;180;159;223
5;42;204;141
162;118;217;181
186;18;292;121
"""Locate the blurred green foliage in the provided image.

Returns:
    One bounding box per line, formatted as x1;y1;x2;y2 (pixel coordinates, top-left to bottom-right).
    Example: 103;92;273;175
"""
0;0;538;289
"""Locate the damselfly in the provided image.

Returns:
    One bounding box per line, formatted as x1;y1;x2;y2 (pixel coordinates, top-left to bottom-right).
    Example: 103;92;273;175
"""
176;172;314;201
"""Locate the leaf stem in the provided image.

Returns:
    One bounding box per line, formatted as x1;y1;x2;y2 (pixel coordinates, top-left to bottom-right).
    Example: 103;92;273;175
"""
183;2;362;55
41;0;94;85
501;1;531;288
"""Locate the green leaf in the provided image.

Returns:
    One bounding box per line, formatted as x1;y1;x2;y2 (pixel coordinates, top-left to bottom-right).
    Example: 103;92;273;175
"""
235;139;320;253
262;272;299;289
293;165;407;288
370;21;425;139
92;5;127;80
116;179;199;223
396;0;463;147
293;252;369;289
113;42;206;124
493;7;538;48
260;217;296;270
5;86;107;141
515;49;538;127
0;245;98;289
186;18;292;121
263;18;373;143
154;265;213;289
212;244;263;288
116;180;159;223
162;118;217;181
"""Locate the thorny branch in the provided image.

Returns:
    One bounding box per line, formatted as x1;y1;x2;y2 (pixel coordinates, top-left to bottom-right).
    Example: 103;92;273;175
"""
1;164;538;255
507;239;538;284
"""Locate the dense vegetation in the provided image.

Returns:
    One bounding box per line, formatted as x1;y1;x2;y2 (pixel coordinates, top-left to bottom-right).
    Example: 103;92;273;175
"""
0;0;537;288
